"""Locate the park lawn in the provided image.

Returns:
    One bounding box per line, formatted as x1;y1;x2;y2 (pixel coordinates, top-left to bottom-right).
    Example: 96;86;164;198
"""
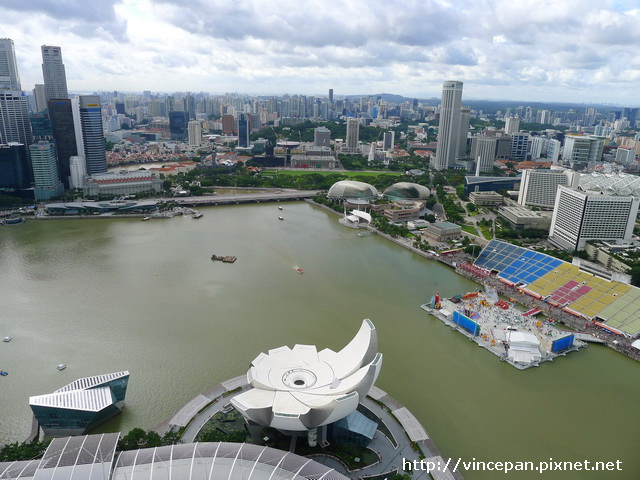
270;169;403;178
480;227;493;240
461;224;477;235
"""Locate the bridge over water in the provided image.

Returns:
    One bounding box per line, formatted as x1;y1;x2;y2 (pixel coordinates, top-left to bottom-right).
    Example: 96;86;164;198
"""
172;190;321;206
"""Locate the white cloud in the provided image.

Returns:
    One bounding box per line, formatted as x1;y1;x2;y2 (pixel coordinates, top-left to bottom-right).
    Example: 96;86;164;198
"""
0;0;638;103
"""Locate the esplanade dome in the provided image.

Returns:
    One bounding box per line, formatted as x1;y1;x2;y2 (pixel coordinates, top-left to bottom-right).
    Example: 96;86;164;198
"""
382;182;430;200
327;180;379;200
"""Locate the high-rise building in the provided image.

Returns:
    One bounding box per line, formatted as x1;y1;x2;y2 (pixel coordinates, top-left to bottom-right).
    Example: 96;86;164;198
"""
383;131;395;151
0;143;30;190
69;155;86;189
30;110;53;141
48;98;78;188
0;38;21;90
237;113;250;147
328;89;334;105
41;45;68;101
562;135;604;167
509;132;530;160
0;38;32;158
168;111;188;140
616;146;635;166
0;91;33;147
549;182;639;251
221;114;235;135
517;169;570;209
188;120;202;148
314;126;331;147
433;80;463;170
33;84;47;112
470;136;497;173
505;115;520;135
529;136;548;159
29;141;64;200
457;107;470;158
73;95;106;175
547;139;561;164
345;117;359;153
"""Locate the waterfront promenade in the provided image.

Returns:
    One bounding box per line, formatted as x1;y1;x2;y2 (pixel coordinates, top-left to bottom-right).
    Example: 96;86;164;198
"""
155;377;463;480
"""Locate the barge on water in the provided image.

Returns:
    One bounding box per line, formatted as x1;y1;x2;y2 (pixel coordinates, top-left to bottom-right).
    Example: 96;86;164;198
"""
211;255;237;263
421;288;586;370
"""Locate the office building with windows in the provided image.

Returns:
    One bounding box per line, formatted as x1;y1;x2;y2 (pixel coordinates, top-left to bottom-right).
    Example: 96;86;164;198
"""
48;98;77;188
237;113;250;147
510;132;530;160
562;135;605;168
345;117;360;153
73;95;106;175
433;80;463;170
470;135;497;173
29;140;63;200
0;38;21;90
41;45;68;101
314;126;331;147
0;142;30;191
169;110;188;140
188;120;201;148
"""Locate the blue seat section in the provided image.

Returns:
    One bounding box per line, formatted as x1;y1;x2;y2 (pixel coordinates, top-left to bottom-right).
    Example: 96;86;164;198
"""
474;240;564;286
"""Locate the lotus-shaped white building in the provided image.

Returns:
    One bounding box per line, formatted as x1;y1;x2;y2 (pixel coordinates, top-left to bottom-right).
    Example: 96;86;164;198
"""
231;320;382;434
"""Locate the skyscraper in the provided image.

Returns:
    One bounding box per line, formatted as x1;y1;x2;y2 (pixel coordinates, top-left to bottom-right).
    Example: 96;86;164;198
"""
470;136;497;173
433;80;463;170
41;45;68;101
237;113;250;147
383;131;395;151
0;91;32;146
504;115;520;135
345;117;359;153
0;38;31;147
188;120;202;148
30;140;64;200
0;143;30;191
169;111;188;140
48;99;77;188
0;38;21;90
457;107;470;158
73;95;106;175
33;84;47;112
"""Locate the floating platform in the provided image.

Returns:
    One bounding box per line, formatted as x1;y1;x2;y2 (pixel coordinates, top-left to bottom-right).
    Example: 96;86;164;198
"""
421;291;586;370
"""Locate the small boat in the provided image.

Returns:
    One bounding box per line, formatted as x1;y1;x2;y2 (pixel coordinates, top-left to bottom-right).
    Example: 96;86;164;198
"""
211;255;237;263
1;216;25;225
57;364;66;371
193;212;203;219
296;267;304;274
278;216;284;220
0;371;8;376
2;337;11;342
278;206;283;211
142;216;151;221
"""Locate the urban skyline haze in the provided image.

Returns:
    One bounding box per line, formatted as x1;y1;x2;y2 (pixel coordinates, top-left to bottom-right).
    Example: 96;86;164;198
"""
1;0;640;105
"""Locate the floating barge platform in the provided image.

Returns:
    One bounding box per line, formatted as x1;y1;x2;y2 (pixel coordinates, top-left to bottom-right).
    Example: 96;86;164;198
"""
421;289;586;370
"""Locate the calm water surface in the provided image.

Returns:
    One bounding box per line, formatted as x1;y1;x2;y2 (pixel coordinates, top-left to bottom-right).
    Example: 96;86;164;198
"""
0;202;638;479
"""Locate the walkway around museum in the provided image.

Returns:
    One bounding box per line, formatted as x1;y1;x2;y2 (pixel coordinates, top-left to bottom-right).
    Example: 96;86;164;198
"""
155;376;463;480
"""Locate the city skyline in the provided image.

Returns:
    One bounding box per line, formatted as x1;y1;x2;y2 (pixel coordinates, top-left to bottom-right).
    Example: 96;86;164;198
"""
1;0;640;105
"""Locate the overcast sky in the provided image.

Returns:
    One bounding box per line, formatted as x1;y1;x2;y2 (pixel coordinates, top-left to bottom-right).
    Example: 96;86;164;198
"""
2;0;640;105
